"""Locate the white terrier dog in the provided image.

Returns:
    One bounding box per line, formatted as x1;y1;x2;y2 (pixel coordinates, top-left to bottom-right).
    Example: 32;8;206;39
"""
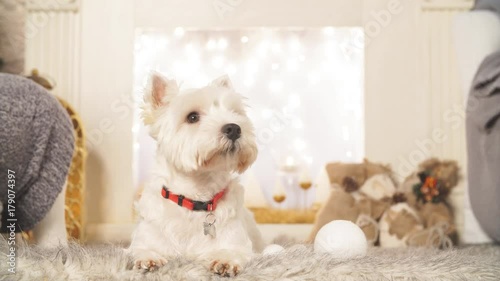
128;73;264;277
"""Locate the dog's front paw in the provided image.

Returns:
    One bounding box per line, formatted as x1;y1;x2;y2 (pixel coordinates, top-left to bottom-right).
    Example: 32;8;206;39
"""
130;249;168;272
210;260;241;277
134;258;168;271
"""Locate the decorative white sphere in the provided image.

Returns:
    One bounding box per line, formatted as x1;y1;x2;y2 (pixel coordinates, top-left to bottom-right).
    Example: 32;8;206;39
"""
314;220;367;259
262;244;285;256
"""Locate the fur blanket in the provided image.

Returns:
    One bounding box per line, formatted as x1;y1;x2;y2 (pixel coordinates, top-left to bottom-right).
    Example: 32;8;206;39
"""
1;240;499;281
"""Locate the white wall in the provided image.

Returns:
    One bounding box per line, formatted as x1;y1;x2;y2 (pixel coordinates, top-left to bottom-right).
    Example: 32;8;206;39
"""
80;0;136;228
363;0;422;176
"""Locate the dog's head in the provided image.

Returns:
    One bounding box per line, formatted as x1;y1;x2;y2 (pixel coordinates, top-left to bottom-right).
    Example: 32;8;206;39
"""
142;72;257;174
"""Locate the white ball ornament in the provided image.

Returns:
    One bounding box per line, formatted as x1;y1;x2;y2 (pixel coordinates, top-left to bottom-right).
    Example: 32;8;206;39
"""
314;220;368;259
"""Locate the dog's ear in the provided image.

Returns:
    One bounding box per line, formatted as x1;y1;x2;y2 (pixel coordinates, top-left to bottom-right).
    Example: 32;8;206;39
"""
145;71;178;108
142;72;178;126
211;74;234;89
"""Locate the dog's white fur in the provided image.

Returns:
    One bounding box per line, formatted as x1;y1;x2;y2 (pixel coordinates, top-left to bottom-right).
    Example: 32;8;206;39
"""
128;73;264;276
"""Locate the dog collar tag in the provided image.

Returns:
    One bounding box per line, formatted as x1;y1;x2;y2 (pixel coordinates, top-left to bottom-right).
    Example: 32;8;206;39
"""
204;213;216;238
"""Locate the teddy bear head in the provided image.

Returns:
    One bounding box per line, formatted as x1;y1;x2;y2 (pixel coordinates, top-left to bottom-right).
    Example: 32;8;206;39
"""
325;159;394;192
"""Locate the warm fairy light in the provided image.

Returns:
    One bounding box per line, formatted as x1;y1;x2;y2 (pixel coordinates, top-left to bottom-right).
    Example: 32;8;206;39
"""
289;38;301;52
294;139;306;151
211;55;225;69
342;126;350;141
172;61;185;74
257;41;269;57
206;39;216;50
308;73;320;85
184;43;198;58
226;64;237;75
134;28;364;208
174;27;185;37
271;43;281;53
293;119;304;129
261;108;273;119
288;94;301;109
217;38;228;50
286;59;299;72
195;75;209;86
269;80;283;92
304;156;313;165
323;26;335;36
246;59;259;74
243;77;254;87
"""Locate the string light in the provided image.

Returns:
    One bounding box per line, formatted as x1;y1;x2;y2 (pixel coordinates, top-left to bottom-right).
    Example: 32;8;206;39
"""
289;38;301;53
271;43;281;53
211;55;225;69
342;126;350;141
304;156;313;165
285;156;296;168
308;73;320;85
246;59;259;74
288;94;301;109
261;108;273;119
292;119;304;129
134;28;364;197
286;59;299;72
206;39;216;50
217;38;228;50
184;43;196;56
294;139;306;151
174;27;185;38
226;64;237;75
243;77;255;87
257;41;269;57
269;80;283;92
323;26;335;36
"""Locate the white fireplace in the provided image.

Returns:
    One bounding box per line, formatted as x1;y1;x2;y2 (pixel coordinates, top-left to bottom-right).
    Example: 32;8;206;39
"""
23;0;474;242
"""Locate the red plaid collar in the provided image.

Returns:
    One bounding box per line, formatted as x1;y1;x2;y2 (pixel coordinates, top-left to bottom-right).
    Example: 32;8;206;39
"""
161;186;226;212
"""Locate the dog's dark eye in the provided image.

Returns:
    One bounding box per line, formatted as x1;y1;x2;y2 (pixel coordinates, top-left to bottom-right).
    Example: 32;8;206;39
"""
186;112;200;124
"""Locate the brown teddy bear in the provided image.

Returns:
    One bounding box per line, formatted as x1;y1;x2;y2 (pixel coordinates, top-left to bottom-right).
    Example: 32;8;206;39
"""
308;160;396;244
379;158;459;248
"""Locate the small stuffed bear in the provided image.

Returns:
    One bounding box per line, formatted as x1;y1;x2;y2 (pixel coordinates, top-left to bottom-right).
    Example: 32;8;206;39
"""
324;159;393;189
379;158;459;248
308;160;396;244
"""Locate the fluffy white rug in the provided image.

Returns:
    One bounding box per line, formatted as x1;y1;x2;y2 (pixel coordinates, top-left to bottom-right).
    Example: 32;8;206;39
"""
1;241;499;281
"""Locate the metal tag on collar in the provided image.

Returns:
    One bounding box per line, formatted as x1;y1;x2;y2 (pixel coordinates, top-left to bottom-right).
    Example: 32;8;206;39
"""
203;212;216;238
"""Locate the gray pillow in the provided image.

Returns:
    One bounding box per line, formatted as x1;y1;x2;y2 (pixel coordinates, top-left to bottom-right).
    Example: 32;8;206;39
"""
467;51;500;242
475;0;500;14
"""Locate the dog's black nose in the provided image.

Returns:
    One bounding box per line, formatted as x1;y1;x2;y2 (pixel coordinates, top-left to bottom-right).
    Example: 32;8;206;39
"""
221;123;241;141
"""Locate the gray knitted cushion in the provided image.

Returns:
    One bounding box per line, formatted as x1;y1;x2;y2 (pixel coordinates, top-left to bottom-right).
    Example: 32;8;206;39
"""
467;51;500;242
0;73;75;231
475;0;500;14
